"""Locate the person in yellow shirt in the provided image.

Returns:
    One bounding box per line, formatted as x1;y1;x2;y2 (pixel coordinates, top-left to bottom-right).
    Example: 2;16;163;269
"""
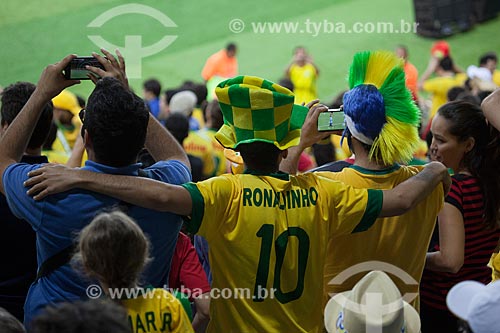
423;56;467;119
51;90;83;154
74;210;193;333
285;46;319;105
282;51;445;311
198;100;228;176
27;75;450;333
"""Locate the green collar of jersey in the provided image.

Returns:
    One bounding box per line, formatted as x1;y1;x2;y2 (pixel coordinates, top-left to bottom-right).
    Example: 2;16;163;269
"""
349;164;400;175
244;169;290;181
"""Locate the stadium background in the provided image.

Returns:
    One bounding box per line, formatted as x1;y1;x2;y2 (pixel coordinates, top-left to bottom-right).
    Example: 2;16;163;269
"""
1;0;499;101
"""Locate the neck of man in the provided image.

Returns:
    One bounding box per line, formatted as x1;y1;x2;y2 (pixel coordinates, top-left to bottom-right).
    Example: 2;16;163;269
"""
351;138;392;170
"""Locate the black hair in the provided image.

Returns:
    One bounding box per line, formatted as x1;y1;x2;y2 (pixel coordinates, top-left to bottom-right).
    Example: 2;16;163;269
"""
447;86;467;101
76;95;86;109
278;78;294;92
165;113;189;144
1;82;53;150
437;101;500;229
180;81;208;106
439;56;454;72
85;77;149;167
205;100;223;130
226;43;237;52
143;78;162;97
238;142;282;173
479;52;498;66
30;300;131;333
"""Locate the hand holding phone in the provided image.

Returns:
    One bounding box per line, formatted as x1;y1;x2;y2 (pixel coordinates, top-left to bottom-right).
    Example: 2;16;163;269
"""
317;106;345;132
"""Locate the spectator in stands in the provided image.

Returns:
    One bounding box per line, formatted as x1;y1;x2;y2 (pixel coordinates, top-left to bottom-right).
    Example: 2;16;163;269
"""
200;100;227;176
51;90;82;153
482;87;500;131
166;113;204;182
0;52;190;325
74;210;193;333
202;43;238;101
395;45;419;102
284;46;319;105
143;78;162;119
0;82;52;321
421;101;500;332
169;91;216;179
281;51;444;309
25;75;451;332
422;56;468;120
30;300;131;333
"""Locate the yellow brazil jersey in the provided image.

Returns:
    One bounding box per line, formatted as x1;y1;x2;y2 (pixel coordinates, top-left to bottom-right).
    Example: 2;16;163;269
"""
121;288;194;333
289;63;318;105
320;164;444;311
183;131;216;178
423;73;467;118
182;172;382;333
198;128;228;176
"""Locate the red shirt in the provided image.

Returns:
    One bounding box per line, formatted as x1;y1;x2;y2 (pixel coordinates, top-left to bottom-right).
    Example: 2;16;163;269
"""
169;233;211;302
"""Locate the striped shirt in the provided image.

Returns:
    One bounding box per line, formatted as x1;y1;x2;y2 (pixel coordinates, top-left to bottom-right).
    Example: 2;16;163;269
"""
421;174;500;310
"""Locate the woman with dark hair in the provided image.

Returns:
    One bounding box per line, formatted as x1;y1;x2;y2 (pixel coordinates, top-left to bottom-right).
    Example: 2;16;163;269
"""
420;100;500;332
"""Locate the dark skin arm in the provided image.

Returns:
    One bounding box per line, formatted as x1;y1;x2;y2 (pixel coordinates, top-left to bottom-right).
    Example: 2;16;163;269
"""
0;54;80;195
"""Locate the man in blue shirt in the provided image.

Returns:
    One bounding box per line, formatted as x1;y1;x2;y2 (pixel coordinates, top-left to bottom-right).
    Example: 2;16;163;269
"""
0;52;191;326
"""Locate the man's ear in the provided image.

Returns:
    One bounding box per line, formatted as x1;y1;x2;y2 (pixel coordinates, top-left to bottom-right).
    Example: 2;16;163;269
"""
281;149;288;159
83;129;92;149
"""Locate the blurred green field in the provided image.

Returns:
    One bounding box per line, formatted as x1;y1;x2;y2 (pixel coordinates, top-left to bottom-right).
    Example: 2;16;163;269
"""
1;0;499;101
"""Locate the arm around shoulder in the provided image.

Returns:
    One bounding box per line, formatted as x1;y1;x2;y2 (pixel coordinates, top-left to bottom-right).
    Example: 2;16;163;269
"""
379;161;450;217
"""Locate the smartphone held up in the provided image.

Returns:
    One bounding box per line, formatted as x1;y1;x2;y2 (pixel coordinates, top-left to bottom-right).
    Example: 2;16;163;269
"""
317;106;346;132
63;56;104;80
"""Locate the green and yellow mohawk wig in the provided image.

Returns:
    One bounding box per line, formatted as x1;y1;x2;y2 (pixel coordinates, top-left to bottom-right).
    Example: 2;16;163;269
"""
343;50;421;165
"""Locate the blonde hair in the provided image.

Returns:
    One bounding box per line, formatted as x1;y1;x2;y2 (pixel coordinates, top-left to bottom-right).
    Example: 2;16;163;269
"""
74;210;151;289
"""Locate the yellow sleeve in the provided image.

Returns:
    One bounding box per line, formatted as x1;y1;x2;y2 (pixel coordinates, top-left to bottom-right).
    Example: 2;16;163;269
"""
160;290;194;333
316;175;383;235
181;176;233;237
422;78;440;93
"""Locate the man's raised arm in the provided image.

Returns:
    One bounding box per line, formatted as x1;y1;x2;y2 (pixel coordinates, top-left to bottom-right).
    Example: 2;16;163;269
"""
0;55;80;194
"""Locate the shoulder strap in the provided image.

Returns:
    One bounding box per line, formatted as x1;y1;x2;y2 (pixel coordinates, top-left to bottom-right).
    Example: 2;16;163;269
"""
36;168;153;280
36;244;75;280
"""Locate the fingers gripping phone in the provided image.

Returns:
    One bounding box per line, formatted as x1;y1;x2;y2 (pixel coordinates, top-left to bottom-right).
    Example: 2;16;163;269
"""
317;106;346;131
64;56;105;80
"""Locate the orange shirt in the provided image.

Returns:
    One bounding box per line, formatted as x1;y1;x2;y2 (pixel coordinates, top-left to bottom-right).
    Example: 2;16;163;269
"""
201;50;238;81
404;61;419;100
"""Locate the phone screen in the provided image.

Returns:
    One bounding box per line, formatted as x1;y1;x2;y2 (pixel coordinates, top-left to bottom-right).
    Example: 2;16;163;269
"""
64;57;104;80
317;110;345;131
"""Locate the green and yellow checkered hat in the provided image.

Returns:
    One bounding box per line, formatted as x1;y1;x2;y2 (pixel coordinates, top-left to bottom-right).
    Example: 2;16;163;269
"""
214;75;308;150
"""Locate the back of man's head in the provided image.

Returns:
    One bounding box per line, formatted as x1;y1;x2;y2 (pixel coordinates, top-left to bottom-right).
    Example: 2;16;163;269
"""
165;113;189;144
85;77;149;167
143;78;161;98
30;300;131;333
1;82;53;150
